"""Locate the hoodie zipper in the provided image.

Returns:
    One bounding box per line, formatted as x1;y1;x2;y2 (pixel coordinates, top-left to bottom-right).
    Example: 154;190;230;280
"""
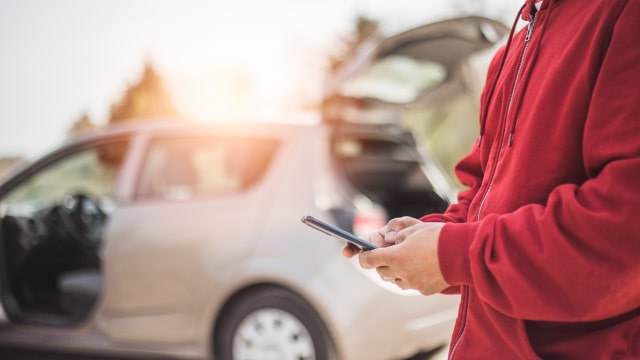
448;286;469;360
448;12;537;360
475;13;536;223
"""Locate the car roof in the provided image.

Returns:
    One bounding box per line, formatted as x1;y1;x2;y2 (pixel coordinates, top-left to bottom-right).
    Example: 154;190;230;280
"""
62;114;325;146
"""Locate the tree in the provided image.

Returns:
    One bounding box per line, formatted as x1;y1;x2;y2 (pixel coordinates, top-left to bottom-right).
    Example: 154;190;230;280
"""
109;62;179;124
327;15;381;73
0;156;27;179
68;112;97;135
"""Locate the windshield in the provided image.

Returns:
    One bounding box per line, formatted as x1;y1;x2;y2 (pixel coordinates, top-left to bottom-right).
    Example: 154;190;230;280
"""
0;141;128;217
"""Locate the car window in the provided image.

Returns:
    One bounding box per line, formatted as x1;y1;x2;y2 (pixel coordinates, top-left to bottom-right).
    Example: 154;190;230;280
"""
337;55;447;104
0;141;129;217
136;136;279;201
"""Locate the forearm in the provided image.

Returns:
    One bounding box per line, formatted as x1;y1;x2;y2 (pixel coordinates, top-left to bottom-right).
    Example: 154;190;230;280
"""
439;157;640;321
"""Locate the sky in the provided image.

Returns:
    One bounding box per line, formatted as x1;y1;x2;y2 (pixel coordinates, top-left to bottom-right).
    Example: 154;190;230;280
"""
0;0;521;159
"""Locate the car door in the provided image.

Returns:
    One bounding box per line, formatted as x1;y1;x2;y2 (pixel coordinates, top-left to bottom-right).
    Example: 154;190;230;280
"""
98;131;281;345
0;138;130;327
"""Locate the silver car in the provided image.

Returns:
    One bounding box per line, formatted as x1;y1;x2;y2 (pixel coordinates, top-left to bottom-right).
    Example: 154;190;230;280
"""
0;117;458;360
0;15;509;359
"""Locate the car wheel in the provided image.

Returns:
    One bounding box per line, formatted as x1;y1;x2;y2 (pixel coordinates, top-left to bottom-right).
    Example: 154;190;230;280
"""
213;286;337;360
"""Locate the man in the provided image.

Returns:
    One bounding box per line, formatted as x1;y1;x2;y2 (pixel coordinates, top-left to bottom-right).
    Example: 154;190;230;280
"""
343;0;640;358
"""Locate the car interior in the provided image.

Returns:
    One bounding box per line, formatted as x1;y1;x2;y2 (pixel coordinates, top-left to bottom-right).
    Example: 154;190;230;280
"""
0;142;127;326
0;194;104;325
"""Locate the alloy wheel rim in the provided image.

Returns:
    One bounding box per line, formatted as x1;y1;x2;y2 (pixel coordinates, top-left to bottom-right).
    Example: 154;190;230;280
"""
232;308;316;360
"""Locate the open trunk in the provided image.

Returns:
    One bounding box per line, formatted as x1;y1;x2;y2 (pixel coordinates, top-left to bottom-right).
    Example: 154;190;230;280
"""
330;121;450;219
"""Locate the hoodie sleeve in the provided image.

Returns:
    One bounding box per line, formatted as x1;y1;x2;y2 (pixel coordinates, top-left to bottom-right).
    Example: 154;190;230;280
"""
438;0;640;322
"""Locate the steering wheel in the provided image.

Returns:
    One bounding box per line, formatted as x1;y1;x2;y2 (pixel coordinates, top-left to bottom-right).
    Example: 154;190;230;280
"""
59;193;107;256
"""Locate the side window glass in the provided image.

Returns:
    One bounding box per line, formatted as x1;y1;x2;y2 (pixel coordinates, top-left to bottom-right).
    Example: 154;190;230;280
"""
136;136;278;201
0;141;128;217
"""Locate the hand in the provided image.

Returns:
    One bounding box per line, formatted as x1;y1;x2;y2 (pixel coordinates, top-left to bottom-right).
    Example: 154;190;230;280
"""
342;216;422;258
358;222;449;295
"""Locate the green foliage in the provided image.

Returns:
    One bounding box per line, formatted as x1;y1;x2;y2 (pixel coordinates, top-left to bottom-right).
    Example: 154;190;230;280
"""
327;15;381;73
0;156;27;180
109;62;179;123
68;112;97;135
401;93;480;189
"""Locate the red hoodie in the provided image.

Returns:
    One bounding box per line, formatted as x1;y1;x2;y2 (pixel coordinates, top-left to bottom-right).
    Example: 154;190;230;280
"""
421;0;640;358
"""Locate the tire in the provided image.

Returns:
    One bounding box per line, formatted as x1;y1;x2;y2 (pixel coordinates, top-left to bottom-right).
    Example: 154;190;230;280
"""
213;286;337;360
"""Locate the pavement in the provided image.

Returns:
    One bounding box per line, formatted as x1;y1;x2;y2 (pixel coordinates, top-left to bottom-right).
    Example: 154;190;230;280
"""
0;347;137;360
0;344;450;360
432;346;448;360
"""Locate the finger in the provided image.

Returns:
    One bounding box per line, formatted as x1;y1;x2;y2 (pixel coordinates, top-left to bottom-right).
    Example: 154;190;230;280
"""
384;217;420;243
366;230;387;248
386;216;420;232
392;278;409;290
393;220;440;245
383;231;398;245
359;243;399;269
342;243;361;258
399;221;444;242
375;267;407;289
358;248;389;269
375;266;395;282
392;223;420;244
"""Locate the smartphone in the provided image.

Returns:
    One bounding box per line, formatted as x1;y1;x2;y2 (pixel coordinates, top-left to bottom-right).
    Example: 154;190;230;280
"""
301;215;378;251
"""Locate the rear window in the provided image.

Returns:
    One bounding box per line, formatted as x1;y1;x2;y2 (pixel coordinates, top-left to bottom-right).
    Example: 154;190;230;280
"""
337;56;447;104
136;136;279;201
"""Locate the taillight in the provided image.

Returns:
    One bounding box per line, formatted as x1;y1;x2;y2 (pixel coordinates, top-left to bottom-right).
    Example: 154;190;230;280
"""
352;204;387;238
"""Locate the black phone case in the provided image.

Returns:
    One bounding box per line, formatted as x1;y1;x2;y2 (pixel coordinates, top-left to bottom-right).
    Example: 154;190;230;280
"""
301;215;377;250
